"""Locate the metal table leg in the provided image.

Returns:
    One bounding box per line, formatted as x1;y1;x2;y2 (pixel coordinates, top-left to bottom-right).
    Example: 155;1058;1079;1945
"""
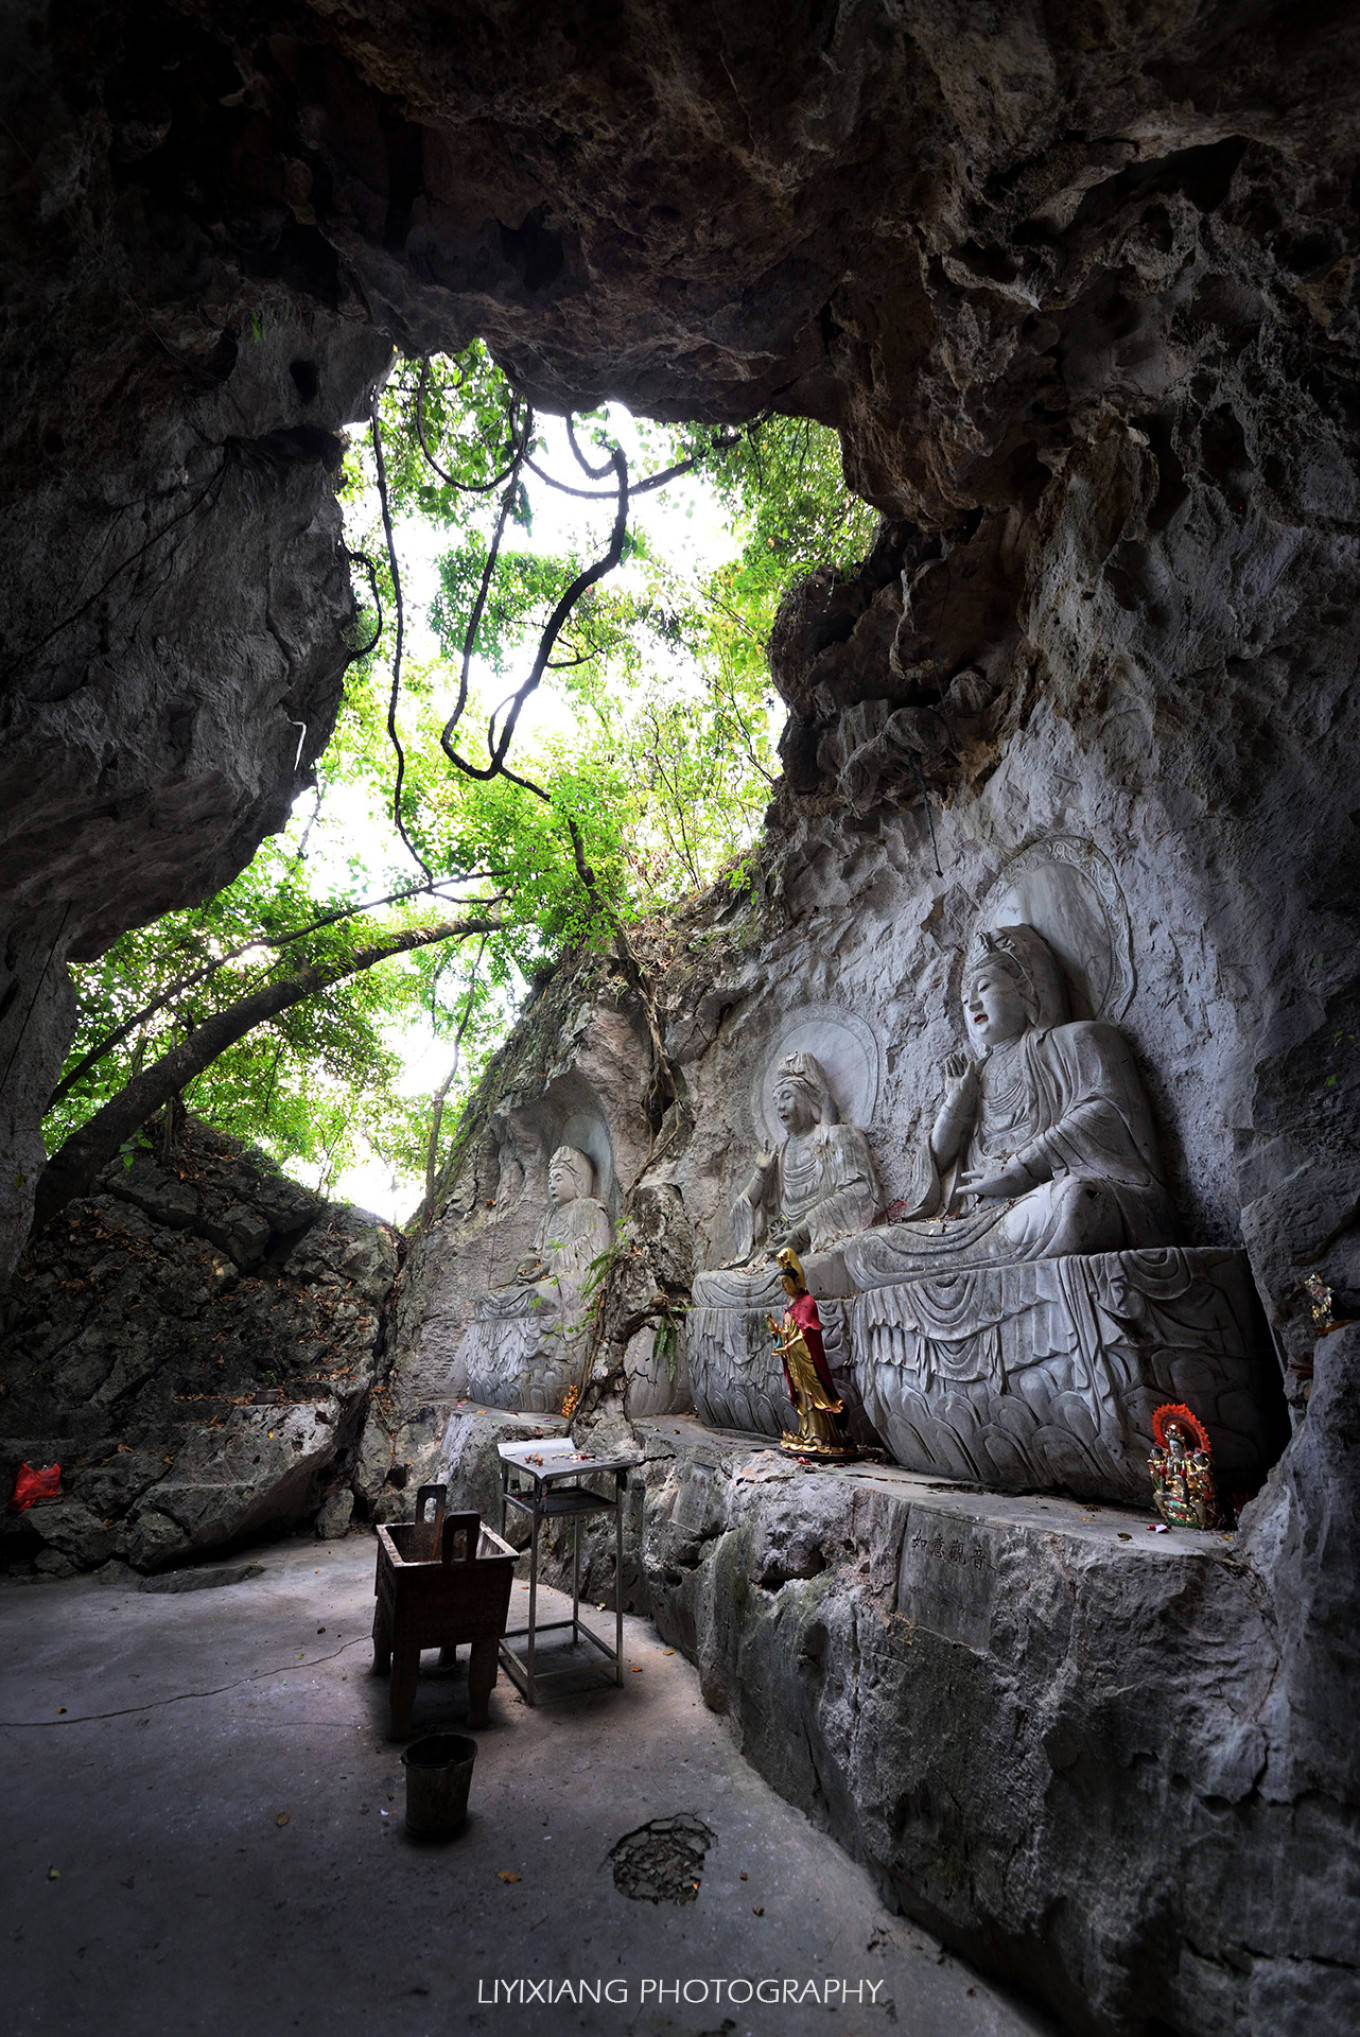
496;1466;634;1702
614;1470;624;1684
526;1481;540;1703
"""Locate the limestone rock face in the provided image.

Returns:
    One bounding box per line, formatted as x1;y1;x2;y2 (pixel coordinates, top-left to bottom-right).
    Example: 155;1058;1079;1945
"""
412;814;1351;2027
633;1420;1360;2037
3;1;1360;2025
0;1118;397;1573
359;952;657;1510
5;0;1360;1289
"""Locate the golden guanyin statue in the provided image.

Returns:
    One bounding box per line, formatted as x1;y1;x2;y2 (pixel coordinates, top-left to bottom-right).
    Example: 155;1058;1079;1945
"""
844;924;1173;1290
767;1248;855;1460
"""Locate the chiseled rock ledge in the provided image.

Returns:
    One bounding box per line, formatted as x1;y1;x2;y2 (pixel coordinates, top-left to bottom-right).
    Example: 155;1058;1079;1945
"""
632;1415;1356;2037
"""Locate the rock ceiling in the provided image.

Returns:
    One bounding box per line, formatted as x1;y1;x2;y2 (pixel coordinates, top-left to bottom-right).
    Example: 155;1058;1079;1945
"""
1;0;1358;1281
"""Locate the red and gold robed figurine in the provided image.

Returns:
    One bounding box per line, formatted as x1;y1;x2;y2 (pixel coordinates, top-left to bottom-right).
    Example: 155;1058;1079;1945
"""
1148;1402;1220;1530
767;1247;857;1462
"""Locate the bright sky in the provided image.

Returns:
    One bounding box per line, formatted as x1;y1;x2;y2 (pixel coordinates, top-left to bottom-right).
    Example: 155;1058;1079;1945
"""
284;402;743;1224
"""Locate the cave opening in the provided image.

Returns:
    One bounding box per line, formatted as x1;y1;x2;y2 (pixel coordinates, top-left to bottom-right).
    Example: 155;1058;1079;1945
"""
3;3;1359;2032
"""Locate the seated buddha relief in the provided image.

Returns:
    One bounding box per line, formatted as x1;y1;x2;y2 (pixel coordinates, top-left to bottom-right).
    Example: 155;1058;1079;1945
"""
844;922;1174;1291
693;1050;879;1312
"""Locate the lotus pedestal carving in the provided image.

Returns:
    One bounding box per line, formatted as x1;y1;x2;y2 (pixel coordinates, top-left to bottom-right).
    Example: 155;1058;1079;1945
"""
851;1246;1274;1503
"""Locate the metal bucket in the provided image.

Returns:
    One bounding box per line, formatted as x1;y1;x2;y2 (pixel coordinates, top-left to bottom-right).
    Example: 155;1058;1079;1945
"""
401;1732;477;1840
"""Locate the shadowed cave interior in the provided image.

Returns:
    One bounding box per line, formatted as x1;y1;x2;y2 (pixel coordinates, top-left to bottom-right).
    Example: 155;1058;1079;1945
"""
2;5;1359;2033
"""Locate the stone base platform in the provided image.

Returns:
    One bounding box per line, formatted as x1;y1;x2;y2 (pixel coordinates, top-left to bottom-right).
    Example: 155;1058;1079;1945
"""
430;1403;1353;2034
460;1313;579;1417
690;1247;1284;1505
688;1298;883;1449
625;1415;1354;2037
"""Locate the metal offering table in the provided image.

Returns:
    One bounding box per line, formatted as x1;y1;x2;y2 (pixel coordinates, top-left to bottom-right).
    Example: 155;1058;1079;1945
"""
497;1437;641;1705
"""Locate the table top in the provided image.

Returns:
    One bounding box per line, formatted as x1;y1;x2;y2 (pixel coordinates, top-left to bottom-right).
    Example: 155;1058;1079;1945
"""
497;1436;642;1485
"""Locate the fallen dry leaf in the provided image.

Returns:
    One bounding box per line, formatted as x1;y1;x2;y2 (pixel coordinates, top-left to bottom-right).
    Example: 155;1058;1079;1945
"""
497;1870;521;1884
275;1812;290;1828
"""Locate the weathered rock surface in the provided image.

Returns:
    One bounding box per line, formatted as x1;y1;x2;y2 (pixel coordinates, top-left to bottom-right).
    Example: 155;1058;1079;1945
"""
412;810;1353;2030
0;1117;396;1572
5;0;1360;1288
614;1413;1360;2035
3;3;1360;2029
423;1393;1357;2032
357;951;657;1510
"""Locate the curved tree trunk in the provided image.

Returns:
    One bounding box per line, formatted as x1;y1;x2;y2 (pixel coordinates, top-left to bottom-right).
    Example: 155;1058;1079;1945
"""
32;916;501;1235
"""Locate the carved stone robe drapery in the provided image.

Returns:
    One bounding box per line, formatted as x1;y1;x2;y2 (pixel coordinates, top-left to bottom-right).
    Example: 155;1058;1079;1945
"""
731;1122;879;1261
474;1195;610;1320
844;1019;1173;1290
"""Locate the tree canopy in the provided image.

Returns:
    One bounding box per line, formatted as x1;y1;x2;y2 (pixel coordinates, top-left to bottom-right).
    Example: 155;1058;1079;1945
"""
43;346;876;1222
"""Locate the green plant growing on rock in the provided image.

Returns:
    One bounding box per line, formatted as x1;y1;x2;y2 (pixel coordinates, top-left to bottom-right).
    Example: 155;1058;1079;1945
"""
42;345;875;1231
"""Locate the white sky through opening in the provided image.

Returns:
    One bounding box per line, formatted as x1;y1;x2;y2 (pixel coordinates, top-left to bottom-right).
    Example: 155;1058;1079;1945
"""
286;402;752;1223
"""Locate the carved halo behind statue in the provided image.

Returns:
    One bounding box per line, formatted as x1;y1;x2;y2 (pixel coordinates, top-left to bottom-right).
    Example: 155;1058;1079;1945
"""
693;1047;880;1312
843;921;1174;1290
687;1014;882;1443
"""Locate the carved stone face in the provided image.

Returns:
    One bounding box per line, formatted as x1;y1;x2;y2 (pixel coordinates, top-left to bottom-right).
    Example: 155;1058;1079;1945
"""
963;962;1031;1050
774;1080;816;1134
547;1150;582;1207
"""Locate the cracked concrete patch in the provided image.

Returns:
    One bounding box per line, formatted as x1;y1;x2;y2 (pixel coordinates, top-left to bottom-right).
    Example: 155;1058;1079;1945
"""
609;1813;715;1905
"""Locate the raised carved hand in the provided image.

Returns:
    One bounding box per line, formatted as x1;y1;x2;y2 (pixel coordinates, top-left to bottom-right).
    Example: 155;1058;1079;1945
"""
773;1219;812;1254
941;1051;979;1108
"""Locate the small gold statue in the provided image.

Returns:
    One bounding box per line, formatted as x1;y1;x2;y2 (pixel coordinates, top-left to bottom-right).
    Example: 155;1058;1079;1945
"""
1304;1272;1337;1332
1148;1403;1220;1530
766;1248;857;1462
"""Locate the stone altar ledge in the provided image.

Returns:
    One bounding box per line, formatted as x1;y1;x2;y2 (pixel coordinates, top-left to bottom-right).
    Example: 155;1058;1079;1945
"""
632;1414;1240;1561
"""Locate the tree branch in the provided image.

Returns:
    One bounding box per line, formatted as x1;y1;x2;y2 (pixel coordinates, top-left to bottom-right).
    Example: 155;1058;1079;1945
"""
440;403;534;750
421;932;488;1216
344;548;384;659
521;428;740;503
370;397;434;886
413;358;521;494
444;441;629;781
48;876;498;1112
33;916;504;1232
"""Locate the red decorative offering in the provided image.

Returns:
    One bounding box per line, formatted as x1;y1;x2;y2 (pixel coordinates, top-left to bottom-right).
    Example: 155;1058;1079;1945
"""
8;1462;60;1513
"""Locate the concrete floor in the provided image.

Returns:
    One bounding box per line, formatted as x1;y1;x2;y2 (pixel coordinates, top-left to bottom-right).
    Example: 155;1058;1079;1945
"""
1;1536;1052;2037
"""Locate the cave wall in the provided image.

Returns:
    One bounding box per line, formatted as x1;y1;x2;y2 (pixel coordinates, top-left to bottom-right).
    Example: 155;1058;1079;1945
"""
3;3;1360;2029
0;1116;396;1574
5;0;1359;1297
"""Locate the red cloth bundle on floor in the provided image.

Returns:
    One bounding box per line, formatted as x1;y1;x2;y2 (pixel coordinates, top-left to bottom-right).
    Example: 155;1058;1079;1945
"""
8;1462;60;1512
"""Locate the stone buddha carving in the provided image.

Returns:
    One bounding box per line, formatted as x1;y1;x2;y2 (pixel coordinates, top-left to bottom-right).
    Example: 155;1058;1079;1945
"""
693;1051;879;1310
476;1144;610;1322
844;923;1174;1290
464;1144;610;1412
